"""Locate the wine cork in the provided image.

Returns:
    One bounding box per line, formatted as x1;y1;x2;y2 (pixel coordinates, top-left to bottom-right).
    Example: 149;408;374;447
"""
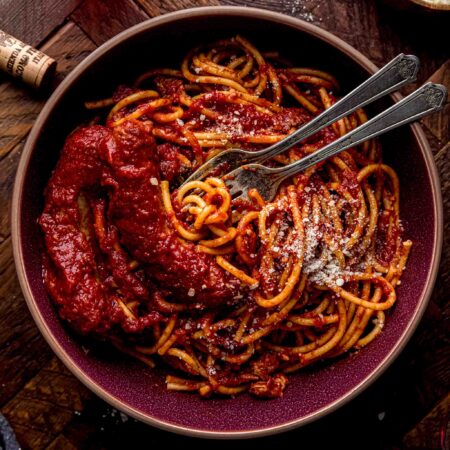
0;30;57;89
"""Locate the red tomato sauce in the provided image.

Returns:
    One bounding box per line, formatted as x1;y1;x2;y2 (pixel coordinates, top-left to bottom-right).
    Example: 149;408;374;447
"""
40;120;241;335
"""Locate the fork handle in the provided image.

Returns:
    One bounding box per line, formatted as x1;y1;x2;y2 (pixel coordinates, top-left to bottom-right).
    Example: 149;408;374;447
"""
272;83;447;182
250;53;420;163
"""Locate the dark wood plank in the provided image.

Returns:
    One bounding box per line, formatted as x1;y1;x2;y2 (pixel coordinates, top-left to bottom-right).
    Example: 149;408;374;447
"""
137;0;220;17
71;0;149;46
0;22;96;160
403;393;450;449
0;235;53;406
422;60;450;145
46;435;78;450
0;143;22;242
0;0;82;47
2;357;92;450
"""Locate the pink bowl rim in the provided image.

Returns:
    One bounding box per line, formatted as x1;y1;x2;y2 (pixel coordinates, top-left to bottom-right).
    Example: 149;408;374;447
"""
11;6;443;439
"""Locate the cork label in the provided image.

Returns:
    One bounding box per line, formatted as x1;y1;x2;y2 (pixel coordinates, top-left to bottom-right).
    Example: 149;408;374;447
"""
0;30;56;89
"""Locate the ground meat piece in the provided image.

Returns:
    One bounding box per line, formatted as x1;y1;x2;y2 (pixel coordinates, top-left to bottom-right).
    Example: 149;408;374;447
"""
154;77;184;100
249;373;288;398
250;352;280;380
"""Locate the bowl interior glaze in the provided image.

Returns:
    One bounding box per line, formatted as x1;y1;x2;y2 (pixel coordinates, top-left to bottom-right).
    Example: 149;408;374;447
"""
12;7;442;438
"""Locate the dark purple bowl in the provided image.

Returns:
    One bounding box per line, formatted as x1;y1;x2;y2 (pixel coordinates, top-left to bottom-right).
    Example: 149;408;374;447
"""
11;7;443;438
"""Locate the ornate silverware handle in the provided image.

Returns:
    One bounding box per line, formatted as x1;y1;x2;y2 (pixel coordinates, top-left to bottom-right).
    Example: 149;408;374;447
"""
257;53;420;162
275;83;447;181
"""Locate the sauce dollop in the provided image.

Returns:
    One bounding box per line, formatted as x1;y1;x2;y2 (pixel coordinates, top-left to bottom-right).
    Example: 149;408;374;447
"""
40;120;240;335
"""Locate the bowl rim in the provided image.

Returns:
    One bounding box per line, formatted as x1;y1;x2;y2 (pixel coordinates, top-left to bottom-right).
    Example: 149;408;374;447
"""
11;5;443;439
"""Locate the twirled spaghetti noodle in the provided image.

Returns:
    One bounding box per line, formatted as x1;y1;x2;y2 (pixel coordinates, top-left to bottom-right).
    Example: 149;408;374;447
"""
40;36;411;398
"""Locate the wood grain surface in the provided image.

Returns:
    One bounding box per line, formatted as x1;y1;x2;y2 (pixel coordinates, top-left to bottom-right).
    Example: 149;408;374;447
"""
0;1;448;449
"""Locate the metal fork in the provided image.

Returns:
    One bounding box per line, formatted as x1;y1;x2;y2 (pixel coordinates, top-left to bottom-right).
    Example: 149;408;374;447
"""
224;82;447;202
181;53;420;186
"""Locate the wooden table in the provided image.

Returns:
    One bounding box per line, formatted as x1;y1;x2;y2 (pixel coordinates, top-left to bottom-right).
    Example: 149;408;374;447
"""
0;1;448;449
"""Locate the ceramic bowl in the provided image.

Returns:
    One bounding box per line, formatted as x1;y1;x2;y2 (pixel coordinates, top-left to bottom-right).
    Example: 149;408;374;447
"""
12;6;443;438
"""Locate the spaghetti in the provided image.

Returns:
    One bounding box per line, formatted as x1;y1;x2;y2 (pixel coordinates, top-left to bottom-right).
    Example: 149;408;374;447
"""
40;36;411;398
